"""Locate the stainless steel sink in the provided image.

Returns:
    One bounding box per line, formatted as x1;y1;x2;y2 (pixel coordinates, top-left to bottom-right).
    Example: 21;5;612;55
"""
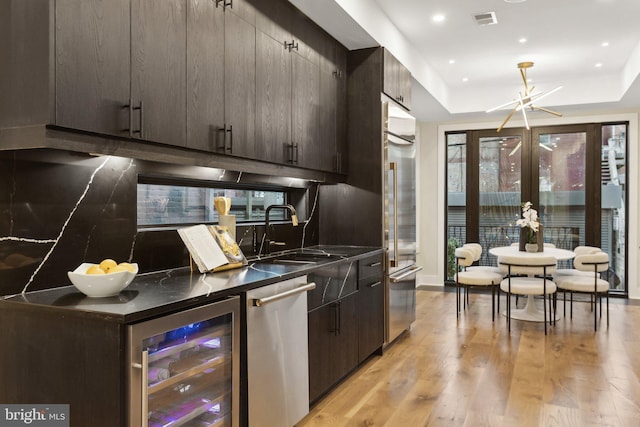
252;250;345;265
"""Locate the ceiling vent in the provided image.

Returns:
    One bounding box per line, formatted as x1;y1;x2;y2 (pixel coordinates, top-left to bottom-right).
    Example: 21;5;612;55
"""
473;11;498;26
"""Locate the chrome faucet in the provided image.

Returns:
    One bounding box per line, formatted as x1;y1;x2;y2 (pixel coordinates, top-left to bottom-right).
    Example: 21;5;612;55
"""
262;204;299;254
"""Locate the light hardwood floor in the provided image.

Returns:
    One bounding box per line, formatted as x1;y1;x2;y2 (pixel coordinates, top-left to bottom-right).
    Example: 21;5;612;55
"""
297;289;640;427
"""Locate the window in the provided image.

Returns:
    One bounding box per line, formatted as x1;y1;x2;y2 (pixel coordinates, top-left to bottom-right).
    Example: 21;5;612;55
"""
137;183;286;227
446;132;466;280
444;123;629;295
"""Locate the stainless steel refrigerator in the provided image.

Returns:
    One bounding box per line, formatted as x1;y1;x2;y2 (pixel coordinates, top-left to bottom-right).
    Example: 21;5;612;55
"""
383;98;422;345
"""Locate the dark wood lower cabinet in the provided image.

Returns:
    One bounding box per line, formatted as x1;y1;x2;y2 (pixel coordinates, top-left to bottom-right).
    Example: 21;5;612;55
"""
357;253;385;363
0;306;125;427
357;275;385;363
307;255;385;404
308;291;358;403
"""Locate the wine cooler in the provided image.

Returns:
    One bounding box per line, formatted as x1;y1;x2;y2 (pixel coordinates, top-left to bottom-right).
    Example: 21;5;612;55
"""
128;297;240;427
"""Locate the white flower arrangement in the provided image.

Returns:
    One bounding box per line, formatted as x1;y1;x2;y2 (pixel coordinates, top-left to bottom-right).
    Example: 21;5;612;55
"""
516;201;539;243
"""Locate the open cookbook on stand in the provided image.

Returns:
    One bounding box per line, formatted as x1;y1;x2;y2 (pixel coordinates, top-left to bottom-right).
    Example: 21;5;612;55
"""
177;224;247;273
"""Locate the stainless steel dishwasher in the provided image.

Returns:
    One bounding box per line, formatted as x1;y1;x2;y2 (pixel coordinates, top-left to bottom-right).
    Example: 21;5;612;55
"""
246;276;316;427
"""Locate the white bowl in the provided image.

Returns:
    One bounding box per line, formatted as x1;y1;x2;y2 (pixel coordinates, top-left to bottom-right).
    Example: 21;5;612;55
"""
68;263;138;298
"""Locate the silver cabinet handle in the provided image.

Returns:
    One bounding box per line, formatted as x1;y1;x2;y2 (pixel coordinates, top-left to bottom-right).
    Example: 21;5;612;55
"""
252;282;316;307
390;266;423;283
368;281;382;288
368;262;382;267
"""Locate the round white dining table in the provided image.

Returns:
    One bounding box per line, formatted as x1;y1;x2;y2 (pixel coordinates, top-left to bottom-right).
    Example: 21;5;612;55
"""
488;246;575;322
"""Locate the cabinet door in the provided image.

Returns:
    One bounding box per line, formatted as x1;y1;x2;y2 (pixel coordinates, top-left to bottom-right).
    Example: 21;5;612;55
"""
224;11;256;158
308;302;337;403
290;11;320;67
383;48;411;110
254;0;291;43
317;68;338;171
255;30;291;163
131;0;187;146
224;0;255;25
291;53;319;167
398;62;412;110
307;293;358;403
383;48;399;104
333;292;359;381
55;0;130;136
358;276;384;362
335;47;348;173
186;0;225;152
315;32;347;173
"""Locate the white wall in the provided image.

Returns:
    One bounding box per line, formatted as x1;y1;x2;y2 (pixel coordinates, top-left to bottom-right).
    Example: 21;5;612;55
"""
416;108;640;300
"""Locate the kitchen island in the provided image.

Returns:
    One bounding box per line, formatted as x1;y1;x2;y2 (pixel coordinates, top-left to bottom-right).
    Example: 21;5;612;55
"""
0;245;384;427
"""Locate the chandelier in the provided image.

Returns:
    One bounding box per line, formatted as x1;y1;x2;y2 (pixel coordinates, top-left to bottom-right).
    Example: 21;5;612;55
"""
487;61;562;132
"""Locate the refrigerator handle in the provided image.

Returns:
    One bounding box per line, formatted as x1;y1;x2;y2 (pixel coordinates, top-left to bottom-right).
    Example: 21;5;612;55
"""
132;350;149;427
390;162;398;268
390;265;423;282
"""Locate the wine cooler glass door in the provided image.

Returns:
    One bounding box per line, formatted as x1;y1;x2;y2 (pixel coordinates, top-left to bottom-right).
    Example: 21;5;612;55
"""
128;297;240;427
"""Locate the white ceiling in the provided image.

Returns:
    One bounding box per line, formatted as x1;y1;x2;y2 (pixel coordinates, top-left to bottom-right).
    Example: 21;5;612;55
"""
290;0;640;122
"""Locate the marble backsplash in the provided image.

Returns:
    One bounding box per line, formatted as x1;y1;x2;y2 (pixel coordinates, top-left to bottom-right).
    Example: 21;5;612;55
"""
0;150;317;296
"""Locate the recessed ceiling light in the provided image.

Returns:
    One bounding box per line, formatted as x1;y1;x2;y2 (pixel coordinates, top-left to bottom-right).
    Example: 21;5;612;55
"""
601;41;609;47
462;77;469;82
504;0;527;3
449;59;455;64
432;14;445;23
595;63;603;68
518;37;527;44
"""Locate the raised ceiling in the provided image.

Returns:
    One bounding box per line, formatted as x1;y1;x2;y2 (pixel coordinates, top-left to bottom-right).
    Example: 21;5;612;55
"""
290;0;640;122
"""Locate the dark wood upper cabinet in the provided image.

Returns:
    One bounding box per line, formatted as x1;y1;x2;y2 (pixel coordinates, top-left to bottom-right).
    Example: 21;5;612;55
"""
0;0;50;129
253;0;346;173
54;0;130;136
255;30;292;163
224;11;257;158
291;52;319;168
317;32;348;173
291;12;321;67
188;0;257;157
335;48;348;174
186;0;225;152
254;0;291;44
383;48;412;110
44;0;347;173
317;67;338;171
131;0;187;146
224;0;255;25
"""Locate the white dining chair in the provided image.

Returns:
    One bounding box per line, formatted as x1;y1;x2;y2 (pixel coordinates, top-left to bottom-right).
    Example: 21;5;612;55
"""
463;243;503;275
498;254;558;335
455;247;504;321
552;245;601;282
554;251;609;331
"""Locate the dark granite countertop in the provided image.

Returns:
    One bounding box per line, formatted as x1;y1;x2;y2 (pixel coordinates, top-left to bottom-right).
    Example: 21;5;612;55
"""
0;245;383;323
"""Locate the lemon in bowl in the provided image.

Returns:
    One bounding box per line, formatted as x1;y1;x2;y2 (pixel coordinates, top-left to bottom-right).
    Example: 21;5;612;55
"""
68;260;138;297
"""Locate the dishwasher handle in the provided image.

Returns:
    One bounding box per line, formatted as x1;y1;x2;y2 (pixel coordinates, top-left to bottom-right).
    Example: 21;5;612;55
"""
251;282;316;307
